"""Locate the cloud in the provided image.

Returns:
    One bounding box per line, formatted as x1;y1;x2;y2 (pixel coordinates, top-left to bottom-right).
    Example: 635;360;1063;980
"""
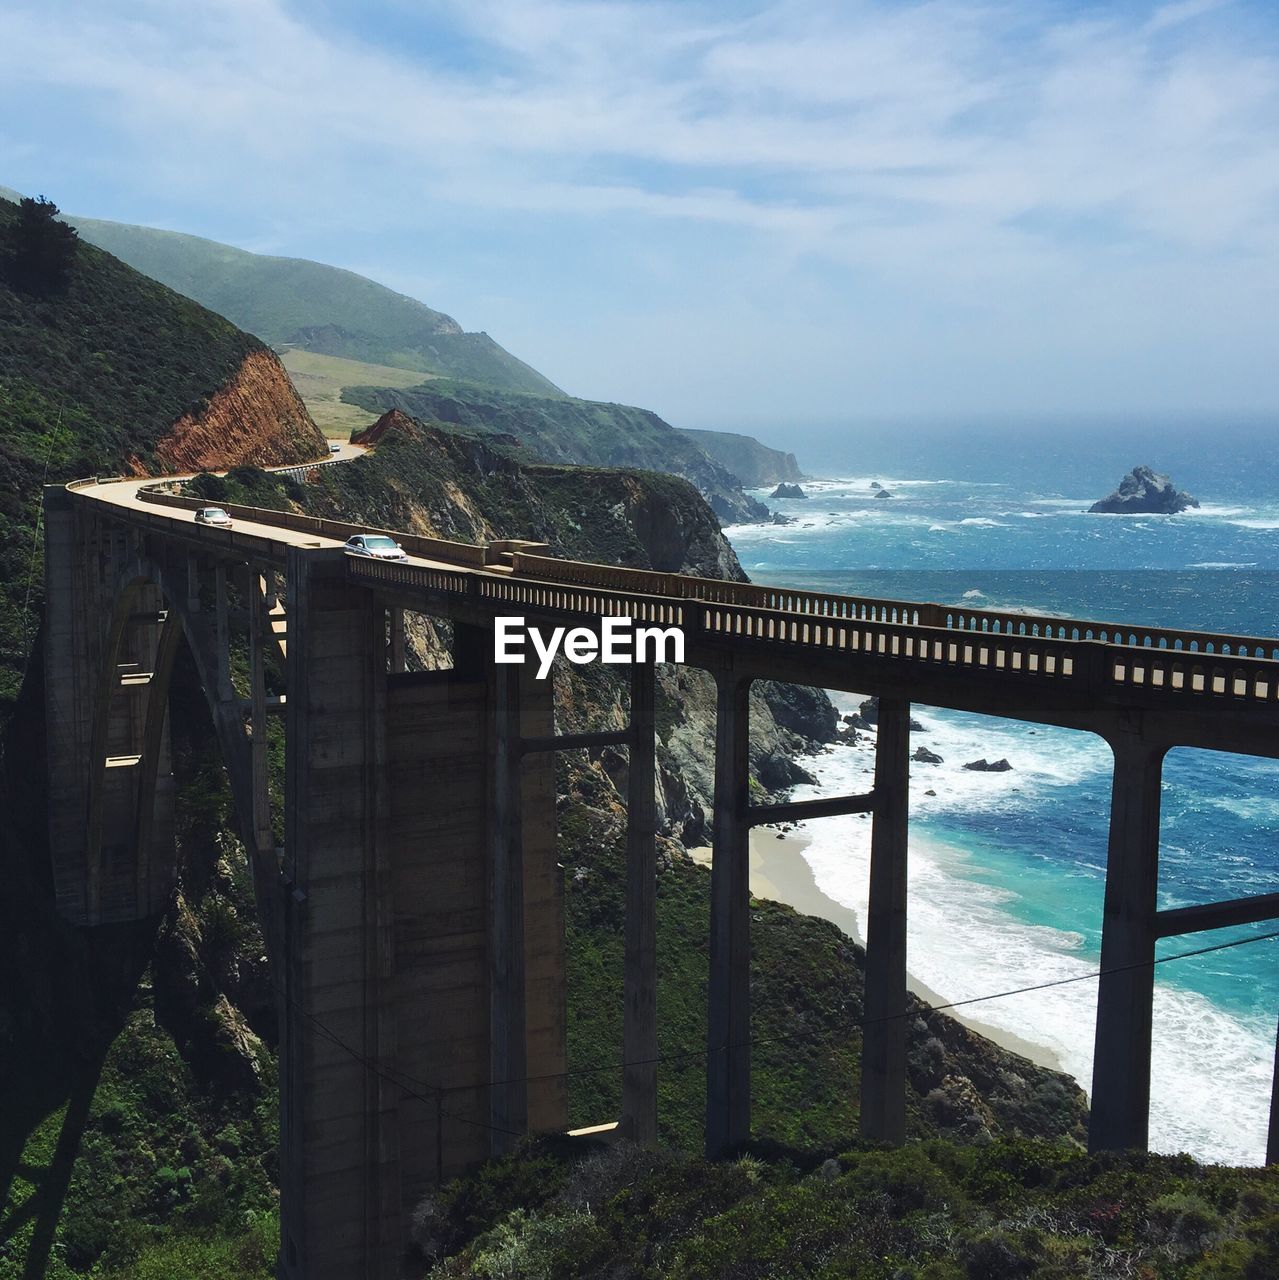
1;0;1277;418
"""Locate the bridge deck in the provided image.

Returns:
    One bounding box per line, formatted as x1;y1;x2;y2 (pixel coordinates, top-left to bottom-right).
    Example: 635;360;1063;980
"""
66;467;1279;757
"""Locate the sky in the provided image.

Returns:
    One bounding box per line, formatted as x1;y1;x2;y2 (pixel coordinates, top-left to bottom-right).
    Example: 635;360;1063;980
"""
1;0;1278;438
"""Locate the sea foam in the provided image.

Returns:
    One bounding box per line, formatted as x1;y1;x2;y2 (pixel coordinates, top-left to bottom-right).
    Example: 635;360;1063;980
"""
789;701;1274;1166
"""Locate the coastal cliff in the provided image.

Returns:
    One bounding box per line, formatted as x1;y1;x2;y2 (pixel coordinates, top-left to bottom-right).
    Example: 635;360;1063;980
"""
341;379;771;524
681;426;804;486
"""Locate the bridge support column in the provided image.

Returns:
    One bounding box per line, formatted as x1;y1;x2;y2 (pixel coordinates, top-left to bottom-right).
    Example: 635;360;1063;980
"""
389;607;406;673
44;487;103;921
1269;1012;1279;1167
280;547;400;1280
488;660;528;1151
861;697;911;1144
245;569;274;868
1089;736;1165;1153
706;673;751;1157
621;661;658;1144
483;636;564;1154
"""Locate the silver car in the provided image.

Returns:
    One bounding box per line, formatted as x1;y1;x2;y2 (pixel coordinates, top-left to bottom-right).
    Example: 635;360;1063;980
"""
344;534;408;562
194;506;233;528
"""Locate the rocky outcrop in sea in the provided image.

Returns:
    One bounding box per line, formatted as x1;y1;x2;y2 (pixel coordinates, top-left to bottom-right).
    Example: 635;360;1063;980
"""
1088;465;1199;514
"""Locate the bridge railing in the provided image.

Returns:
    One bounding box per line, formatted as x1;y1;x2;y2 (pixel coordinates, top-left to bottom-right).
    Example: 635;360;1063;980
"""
937;604;1279;661
510;551;930;625
70;479;1279;714
351;553;1279;714
510;552;1279;662
695;600;1279;711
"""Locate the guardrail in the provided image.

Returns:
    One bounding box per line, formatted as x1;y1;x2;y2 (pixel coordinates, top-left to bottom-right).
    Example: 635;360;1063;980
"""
269;456;350;482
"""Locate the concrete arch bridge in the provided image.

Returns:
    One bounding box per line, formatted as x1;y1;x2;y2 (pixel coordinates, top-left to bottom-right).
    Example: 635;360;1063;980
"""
41;463;1279;1279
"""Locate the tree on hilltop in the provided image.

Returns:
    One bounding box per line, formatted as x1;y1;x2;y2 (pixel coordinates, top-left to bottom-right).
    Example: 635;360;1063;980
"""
3;196;79;295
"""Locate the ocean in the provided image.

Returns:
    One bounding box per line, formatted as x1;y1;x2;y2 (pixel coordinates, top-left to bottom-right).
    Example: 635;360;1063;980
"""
722;425;1278;1166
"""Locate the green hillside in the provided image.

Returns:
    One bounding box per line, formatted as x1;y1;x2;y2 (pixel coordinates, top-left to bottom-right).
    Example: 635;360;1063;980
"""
342;379;770;523
0;195;288;708
59;212;562;396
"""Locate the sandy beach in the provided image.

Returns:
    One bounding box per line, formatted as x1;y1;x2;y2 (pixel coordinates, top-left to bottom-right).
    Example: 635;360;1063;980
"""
688;827;1066;1074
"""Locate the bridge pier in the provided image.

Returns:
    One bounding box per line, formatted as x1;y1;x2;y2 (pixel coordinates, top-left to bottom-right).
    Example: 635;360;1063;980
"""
488;660;528;1150
279;547;400;1280
1089;735;1166;1153
389;607;407;673
861;697;911;1144
621;661;659;1144
279;579;565;1278
1269;1013;1279;1166
706;673;752;1157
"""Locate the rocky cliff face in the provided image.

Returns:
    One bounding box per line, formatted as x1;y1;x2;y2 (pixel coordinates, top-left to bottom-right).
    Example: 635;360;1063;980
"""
132;348;327;475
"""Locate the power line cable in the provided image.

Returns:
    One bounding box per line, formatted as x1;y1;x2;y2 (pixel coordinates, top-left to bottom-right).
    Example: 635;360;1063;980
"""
278;922;1279;1106
454;924;1279;1093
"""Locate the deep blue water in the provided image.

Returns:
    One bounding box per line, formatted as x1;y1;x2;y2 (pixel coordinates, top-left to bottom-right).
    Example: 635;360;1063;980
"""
723;430;1278;1163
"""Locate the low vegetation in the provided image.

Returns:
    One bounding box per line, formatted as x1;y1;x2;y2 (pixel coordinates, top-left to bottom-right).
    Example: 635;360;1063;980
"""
408;1136;1279;1279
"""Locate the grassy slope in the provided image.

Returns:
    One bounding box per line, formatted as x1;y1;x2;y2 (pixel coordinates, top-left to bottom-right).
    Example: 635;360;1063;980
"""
0;195;268;711
277;349;428;437
61;215;562;396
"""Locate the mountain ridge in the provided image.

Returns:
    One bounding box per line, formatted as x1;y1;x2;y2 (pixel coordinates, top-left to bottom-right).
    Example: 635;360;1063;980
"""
0;185;564;397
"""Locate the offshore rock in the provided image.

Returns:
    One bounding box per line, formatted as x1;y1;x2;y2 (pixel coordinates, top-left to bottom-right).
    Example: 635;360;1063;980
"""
1088;465;1199;514
770;482;807;499
964;757;1013;772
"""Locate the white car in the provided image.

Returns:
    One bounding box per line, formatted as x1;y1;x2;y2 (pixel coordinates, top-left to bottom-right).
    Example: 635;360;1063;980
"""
194;506;233;528
344;534;408;562
329;443;342;455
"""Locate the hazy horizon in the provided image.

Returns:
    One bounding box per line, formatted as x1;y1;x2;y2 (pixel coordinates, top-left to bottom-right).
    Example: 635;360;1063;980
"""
3;0;1278;433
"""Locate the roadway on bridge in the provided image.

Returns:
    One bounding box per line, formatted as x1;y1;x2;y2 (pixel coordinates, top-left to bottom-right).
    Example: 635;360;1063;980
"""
73;441;503;578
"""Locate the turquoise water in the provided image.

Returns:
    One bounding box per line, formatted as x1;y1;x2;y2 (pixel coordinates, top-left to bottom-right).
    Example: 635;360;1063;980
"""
723;431;1278;1164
